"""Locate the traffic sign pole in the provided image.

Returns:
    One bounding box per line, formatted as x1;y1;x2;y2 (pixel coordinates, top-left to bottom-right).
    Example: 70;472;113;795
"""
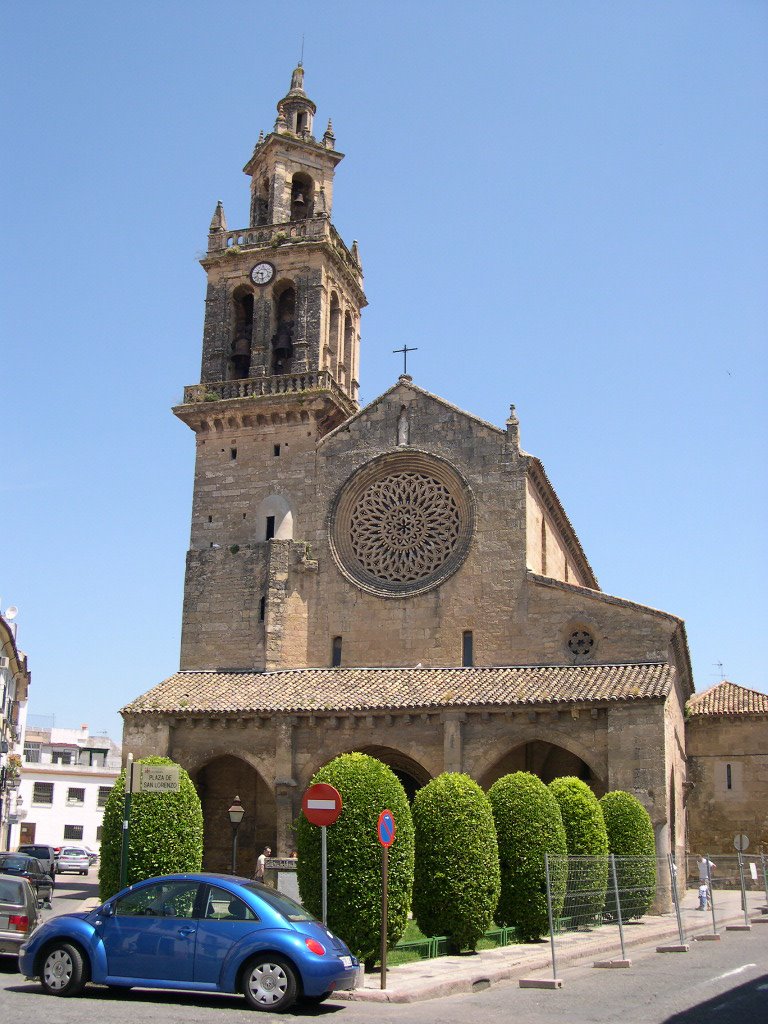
302;783;343;928
377;810;396;990
119;754;134;890
321;825;328;925
380;844;388;990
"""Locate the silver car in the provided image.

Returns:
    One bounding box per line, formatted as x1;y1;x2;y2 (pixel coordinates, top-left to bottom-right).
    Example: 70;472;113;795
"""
0;875;40;957
56;847;90;875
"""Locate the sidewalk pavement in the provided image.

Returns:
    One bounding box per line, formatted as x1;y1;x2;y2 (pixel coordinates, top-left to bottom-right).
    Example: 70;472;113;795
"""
72;888;767;1005
336;888;768;1003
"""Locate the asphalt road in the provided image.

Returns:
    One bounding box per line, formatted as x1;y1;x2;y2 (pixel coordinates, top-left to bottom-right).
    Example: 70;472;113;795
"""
1;877;765;1024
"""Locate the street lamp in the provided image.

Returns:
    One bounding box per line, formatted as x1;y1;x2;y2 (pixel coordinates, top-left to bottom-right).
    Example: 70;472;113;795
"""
228;795;245;875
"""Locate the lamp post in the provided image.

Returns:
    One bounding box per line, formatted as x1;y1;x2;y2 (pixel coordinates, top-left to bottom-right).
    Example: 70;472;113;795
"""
228;795;245;875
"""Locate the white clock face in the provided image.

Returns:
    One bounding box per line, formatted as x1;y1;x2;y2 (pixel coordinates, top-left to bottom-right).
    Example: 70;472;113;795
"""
250;262;275;285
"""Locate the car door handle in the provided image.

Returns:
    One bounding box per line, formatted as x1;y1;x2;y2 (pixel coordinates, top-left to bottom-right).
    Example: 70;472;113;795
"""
177;926;196;938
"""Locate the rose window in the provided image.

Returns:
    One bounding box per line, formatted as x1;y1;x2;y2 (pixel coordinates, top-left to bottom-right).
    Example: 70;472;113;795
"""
331;454;474;597
568;630;594;658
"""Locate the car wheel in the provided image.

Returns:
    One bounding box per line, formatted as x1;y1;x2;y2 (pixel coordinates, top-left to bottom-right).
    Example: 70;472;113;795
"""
241;954;297;1012
40;942;87;997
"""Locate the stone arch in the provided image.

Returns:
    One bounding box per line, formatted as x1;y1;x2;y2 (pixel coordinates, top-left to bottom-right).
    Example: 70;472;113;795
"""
255;494;294;541
305;745;432;804
191;753;276;876
477;731;606;796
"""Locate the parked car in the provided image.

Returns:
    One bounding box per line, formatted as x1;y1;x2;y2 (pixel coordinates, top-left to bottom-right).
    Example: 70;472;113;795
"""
83;846;99;865
0;875;40;957
0;853;54;905
17;845;57;879
55;848;90;875
19;873;359;1011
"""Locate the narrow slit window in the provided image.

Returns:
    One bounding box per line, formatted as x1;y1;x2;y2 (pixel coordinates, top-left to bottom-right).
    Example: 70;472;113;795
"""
274;444;281;456
462;630;473;667
331;636;342;667
726;763;732;790
230;448;237;460
265;516;275;540
259;596;266;622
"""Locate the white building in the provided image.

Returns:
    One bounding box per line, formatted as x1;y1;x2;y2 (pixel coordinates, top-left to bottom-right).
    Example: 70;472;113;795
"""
18;723;121;850
0;609;29;850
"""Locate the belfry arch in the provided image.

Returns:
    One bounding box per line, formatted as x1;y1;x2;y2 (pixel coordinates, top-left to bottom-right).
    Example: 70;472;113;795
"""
478;738;606;797
192;755;276;875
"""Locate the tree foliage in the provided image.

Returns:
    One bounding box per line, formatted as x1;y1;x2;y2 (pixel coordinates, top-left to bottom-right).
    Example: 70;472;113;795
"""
488;772;567;941
412;773;500;951
599;790;656;920
296;753;414;963
99;756;204;899
548;776;609;924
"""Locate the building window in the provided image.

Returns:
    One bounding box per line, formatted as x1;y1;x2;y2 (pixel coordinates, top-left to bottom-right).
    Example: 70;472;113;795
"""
33;782;54;805
96;826;103;841
259;596;266;622
568;630;594;658
23;741;42;763
265;515;276;540
67;787;85;806
331;636;342;667
462;630;474;667
52;750;73;765
230;447;237;461
274;444;281;456
64;825;84;840
98;786;112;808
726;763;732;790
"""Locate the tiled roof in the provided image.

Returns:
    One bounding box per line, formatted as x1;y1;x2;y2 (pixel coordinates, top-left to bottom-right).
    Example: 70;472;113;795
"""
687;681;768;717
122;662;672;717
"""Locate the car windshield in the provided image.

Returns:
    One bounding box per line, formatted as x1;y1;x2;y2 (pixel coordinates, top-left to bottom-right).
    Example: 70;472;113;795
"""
0;878;25;903
242;883;317;923
60;849;85;857
21;847;48;857
0;855;27;869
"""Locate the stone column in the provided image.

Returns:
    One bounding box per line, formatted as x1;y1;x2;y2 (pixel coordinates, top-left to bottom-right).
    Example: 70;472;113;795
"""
442;713;466;773
274;716;297;856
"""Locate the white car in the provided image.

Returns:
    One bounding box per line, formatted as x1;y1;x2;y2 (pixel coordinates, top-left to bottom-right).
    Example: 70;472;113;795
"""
56;847;90;875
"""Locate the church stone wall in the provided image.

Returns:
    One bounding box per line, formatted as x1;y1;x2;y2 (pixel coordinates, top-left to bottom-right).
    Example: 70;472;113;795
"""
686;716;768;854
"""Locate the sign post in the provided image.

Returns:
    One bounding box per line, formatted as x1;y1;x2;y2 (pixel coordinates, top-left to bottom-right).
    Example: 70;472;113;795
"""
377;809;396;991
119;754;134;890
302;783;343;925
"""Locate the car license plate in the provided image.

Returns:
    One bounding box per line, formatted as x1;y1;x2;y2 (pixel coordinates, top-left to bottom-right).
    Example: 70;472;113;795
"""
339;955;353;968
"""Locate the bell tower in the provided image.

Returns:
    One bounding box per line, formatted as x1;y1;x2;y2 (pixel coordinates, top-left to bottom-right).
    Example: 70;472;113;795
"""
174;67;366;672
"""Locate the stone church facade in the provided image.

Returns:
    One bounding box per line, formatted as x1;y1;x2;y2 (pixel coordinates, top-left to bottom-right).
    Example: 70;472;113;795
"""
122;67;695;875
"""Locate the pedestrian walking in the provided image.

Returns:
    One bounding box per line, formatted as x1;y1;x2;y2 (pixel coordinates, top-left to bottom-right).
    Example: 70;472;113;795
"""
256;845;271;884
697;856;716;909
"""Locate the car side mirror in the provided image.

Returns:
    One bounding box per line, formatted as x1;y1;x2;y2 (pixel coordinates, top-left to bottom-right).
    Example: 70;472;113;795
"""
101;903;115;918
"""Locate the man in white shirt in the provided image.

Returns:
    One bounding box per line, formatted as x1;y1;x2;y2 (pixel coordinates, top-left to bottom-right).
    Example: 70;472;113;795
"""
256;846;271;883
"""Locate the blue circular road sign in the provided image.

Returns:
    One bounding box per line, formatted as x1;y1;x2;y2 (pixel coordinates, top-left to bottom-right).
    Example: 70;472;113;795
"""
378;809;396;848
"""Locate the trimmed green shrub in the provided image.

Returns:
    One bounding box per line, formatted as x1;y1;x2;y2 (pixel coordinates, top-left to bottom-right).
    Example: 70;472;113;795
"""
599;790;656;920
412;773;500;951
99;756;204;899
489;772;567;942
548;777;609;925
296;753;414;963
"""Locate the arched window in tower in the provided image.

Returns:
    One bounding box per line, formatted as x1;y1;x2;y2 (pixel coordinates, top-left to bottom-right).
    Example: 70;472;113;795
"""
230;288;254;380
340;312;353;389
290;172;314;221
327;292;340;373
250;175;270;227
271;284;296;375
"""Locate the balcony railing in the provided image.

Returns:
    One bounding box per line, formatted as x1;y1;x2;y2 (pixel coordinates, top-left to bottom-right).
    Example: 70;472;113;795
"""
183;369;356;412
209;220;360;278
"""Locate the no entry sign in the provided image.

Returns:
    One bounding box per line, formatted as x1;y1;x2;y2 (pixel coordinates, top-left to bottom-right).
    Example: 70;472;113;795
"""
377;809;396;847
302;783;343;827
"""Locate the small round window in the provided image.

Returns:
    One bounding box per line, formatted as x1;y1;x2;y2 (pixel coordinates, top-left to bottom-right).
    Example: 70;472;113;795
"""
568;630;594;658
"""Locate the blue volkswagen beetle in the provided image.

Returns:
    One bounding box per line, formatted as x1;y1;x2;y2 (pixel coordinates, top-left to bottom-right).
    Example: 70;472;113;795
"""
19;873;359;1012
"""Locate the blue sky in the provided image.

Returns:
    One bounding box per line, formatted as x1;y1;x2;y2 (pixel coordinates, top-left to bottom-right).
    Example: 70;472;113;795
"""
1;1;766;742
